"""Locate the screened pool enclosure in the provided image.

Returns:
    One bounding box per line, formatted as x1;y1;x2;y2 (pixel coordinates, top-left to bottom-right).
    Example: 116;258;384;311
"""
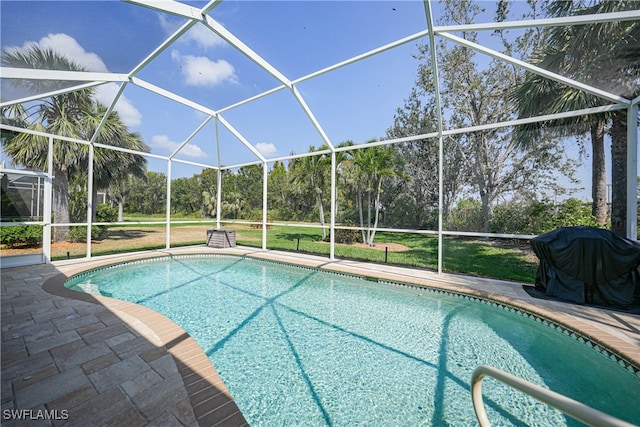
1;1;638;272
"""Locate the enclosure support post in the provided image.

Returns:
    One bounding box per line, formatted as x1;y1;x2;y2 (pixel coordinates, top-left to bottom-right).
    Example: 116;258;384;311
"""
215;118;222;230
166;159;172;249
262;161;268;251
216;168;222;230
42;136;54;263
330;151;336;260
627;103;638;241
424;0;445;274
86;143;94;258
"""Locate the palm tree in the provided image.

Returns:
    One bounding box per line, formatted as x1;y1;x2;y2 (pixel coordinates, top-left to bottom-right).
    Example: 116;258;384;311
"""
514;74;608;224
515;1;639;234
290;145;330;240
332;140;354;225
1;46;148;240
82;105;148;219
352;144;403;246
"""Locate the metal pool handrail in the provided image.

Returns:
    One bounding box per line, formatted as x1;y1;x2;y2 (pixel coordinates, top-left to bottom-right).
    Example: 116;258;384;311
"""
471;365;637;427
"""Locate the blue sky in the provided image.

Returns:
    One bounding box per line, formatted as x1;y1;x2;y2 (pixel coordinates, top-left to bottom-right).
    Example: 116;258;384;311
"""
1;1;433;173
1;0;634;200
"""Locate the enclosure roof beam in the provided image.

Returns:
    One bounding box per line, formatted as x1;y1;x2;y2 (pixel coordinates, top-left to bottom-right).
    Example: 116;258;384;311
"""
0;67;129;83
216;114;266;162
123;0;202;20
433;10;640;33
0;81;105;108
202;15;292;88
170;116;213;159
220;159;263;170
129;20;197;77
0;123;166;160
201;0;224;15
441;104;628;137
89;82;129;144
291;86;334;150
171;157;218;170
131;77;217;117
438;32;631;106
217;85;288;114
292;29;431;85
128;0;292;88
268;148;333;164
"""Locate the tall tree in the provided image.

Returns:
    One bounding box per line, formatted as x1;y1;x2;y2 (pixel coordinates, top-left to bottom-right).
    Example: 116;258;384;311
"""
515;0;640;229
387;82;466;228
351;145;404;245
83;105;148;220
107;173;141;222
268;161;294;220
1;46;148;240
392;0;577;232
197;168;219;218
290;146;330;239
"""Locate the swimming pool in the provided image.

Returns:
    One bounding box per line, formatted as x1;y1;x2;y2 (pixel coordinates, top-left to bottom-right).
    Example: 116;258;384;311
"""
66;255;640;426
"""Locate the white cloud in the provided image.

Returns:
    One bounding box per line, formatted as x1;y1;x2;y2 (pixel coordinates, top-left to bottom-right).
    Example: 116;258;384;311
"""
152;134;208;159
13;33;108;72
255;142;277;157
158;14;225;50
94;84;142;127
171;50;237;87
9;34;143;127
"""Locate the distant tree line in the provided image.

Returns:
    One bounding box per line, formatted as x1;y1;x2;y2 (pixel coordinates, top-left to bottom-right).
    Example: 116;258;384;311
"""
108;147;606;241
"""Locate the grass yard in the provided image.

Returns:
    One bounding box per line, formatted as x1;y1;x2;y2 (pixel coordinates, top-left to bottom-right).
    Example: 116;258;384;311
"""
233;225;537;283
1;222;538;283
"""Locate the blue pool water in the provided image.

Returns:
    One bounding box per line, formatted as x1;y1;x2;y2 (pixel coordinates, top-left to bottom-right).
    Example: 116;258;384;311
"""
66;255;640;426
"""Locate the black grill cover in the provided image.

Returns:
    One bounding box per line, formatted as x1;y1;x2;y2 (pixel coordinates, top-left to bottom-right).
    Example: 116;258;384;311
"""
531;226;640;308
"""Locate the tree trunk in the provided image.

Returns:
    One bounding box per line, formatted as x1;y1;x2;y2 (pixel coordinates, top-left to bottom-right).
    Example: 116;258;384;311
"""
357;187;366;243
52;167;70;242
117;197;125;222
366;185;372;244
590;121;607;225
610;111;627;236
369;179;384;246
316;189;326;240
480;187;492;233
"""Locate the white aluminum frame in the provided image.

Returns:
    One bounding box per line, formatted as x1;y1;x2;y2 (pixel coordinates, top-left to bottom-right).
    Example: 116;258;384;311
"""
0;0;637;267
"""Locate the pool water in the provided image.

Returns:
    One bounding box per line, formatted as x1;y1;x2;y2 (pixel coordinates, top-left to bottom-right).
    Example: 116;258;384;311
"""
66;255;640;426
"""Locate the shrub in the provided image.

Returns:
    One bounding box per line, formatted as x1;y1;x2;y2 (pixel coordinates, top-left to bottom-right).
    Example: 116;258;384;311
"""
0;225;42;248
65;226;104;243
96;203;118;223
525;198;601;234
324;228;361;244
445;199;483;232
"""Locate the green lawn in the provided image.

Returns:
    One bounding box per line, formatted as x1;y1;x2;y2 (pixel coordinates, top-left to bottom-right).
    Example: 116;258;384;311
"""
48;221;537;283
232;225;537;283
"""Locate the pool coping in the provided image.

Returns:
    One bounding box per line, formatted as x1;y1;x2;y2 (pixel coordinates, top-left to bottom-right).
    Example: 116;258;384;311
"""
43;246;640;425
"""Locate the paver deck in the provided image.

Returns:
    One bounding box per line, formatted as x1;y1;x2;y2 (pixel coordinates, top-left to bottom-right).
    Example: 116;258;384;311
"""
2;246;639;426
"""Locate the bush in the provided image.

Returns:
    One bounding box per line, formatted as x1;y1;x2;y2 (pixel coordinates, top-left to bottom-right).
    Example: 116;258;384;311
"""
325;228;361;244
96;203;118;223
65;226;104;243
0;225;42;248
445;199;483;232
525;198;601;234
